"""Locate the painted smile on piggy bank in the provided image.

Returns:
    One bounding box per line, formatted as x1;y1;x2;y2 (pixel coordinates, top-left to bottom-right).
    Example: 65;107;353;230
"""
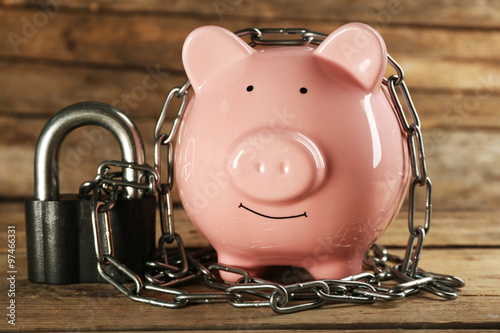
238;203;307;220
175;23;410;281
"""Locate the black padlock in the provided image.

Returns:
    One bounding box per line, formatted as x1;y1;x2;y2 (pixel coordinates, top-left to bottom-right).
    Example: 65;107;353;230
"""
25;102;156;284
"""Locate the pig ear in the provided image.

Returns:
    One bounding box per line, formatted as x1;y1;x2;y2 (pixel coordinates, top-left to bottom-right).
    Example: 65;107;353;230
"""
314;23;387;92
182;25;255;90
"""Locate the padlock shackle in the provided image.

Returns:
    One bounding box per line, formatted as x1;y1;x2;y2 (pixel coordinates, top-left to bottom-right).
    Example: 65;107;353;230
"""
34;102;146;201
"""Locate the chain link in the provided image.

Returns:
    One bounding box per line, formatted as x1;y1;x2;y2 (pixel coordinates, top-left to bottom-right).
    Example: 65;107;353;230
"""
83;28;464;314
235;27;327;46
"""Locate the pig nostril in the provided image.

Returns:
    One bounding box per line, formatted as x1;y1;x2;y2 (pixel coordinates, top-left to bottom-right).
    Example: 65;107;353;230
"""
280;162;289;175
255;162;265;174
227;130;326;203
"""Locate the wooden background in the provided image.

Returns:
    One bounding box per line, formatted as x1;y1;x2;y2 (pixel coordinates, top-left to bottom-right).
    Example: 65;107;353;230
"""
1;0;500;331
0;0;500;210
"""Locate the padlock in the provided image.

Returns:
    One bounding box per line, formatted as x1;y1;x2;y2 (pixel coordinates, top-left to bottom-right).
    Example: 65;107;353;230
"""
25;101;156;284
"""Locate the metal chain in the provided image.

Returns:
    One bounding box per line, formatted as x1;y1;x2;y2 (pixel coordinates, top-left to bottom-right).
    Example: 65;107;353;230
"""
85;28;464;314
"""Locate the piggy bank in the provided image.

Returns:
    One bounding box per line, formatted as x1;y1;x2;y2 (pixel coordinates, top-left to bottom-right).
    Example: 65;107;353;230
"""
175;23;410;281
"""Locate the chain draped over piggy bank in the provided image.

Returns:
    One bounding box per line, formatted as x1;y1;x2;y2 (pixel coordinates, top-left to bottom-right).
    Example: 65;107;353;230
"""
174;23;411;281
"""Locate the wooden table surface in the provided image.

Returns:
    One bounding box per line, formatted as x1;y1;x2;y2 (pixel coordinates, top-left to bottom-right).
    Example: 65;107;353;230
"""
1;201;499;332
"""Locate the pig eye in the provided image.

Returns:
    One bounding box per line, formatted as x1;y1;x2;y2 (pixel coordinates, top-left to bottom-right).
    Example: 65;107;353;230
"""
246;85;254;92
300;87;308;94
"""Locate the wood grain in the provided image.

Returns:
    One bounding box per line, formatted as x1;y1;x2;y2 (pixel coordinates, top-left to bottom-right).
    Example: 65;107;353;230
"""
0;61;181;117
3;60;500;131
6;197;497;331
1;2;499;212
3;0;500;29
2;8;500;68
2;114;499;210
0;249;497;331
3;199;500;253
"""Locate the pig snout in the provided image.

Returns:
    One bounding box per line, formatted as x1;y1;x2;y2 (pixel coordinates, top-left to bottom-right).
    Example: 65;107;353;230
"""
227;130;326;203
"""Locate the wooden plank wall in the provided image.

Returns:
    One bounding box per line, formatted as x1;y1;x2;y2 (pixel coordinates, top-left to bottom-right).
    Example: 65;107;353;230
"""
0;0;499;212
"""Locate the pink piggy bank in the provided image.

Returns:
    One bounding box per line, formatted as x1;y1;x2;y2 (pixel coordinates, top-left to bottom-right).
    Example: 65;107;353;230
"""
175;23;410;281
